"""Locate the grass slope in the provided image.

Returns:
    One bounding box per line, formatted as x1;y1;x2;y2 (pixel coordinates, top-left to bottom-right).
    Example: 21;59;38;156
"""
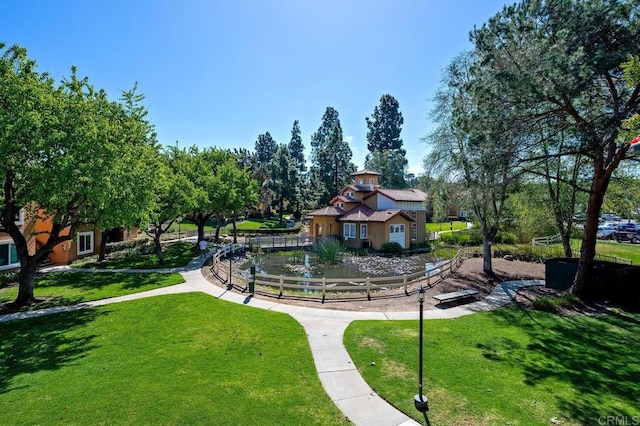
0;294;349;425
0;272;184;312
73;241;198;270
345;308;640;425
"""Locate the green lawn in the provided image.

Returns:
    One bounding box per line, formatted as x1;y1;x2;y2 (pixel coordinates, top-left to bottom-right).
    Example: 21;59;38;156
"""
425;221;468;232
222;218;298;232
344;307;640;425
0;294;349;425
0;272;184;313
496;239;640;264
73;241;199;269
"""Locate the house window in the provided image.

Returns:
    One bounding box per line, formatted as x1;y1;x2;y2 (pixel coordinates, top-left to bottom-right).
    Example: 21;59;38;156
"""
14;208;25;226
0;241;19;270
344;223;356;239
337;203;344;209
389;224;405;233
369;178;374;185
77;232;94;255
347;191;354;199
358;178;364;185
411;223;417;240
360;224;368;239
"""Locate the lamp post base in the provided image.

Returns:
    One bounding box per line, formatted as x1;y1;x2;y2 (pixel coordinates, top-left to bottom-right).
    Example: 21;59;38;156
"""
414;394;429;412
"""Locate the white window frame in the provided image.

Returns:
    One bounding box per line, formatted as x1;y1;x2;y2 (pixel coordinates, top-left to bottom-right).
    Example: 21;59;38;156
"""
411;223;418;240
0;240;20;271
360;224;368;239
14;208;25;226
343;223;356;239
337;202;344;209
77;232;94;255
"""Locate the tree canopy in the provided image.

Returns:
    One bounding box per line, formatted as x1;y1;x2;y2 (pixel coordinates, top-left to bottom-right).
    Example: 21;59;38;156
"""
0;43;159;306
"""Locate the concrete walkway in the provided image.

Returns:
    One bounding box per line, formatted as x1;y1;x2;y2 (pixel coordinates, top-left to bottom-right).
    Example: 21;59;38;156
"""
1;254;543;426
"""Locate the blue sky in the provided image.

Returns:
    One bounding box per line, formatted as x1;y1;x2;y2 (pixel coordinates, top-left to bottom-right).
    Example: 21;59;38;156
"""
2;0;508;175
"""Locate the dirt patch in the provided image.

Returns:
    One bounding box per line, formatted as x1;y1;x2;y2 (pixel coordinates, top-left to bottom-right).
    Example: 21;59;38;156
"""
203;257;546;312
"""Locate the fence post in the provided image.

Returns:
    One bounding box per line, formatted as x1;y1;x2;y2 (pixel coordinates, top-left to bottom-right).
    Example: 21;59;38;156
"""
366;277;371;301
403;274;408;295
279;275;284;297
322;277;326;302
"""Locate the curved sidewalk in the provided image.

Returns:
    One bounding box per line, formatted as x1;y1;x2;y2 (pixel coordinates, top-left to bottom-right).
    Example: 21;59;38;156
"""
1;258;543;426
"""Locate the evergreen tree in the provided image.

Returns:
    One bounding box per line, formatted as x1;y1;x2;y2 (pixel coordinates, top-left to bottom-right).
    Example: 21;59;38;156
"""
255;131;277;164
366;94;405;155
268;144;299;226
288;120;306;172
310;107;355;205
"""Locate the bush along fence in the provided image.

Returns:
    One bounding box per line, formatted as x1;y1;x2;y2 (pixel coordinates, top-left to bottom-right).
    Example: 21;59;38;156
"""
209;243;468;302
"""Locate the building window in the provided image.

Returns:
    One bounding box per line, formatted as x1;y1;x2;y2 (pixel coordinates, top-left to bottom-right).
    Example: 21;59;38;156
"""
360;224;368;239
77;232;94;255
344;223;356;239
411;223;417;240
337;202;344;209
358;178;364;185
0;241;19;270
14;208;25;226
347;191;354;199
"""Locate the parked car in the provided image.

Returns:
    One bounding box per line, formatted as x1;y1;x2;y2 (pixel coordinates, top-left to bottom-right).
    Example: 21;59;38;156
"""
615;222;637;232
614;227;640;243
596;224;616;240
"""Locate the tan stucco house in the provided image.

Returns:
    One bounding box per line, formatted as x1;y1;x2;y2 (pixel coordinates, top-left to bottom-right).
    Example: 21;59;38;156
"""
306;170;428;250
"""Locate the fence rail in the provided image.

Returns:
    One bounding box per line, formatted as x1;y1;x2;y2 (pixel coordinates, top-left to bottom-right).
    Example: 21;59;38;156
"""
209;241;467;301
246;235;333;250
532;234;562;246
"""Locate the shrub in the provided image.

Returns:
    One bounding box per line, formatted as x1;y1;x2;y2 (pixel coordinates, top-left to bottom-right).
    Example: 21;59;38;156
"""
0;271;20;288
531;297;559;313
531;294;582;313
380;242;403;254
105;238;149;255
314;240;343;264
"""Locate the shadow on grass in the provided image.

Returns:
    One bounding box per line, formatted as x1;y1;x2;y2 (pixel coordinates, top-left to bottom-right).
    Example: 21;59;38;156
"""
0;308;105;394
37;272;172;291
483;308;640;424
75;242;198;270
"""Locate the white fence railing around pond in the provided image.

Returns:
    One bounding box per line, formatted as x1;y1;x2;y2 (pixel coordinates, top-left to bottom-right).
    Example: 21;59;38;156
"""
209;243;468;300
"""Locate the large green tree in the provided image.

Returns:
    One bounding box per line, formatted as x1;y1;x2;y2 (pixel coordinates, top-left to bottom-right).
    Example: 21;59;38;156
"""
366;94;405;155
287;120;307;216
268;144;299;226
364;150;407;189
470;0;640;297
365;94;407;188
144;149;195;265
427;53;523;274
310;107;355;205
0;43;159;306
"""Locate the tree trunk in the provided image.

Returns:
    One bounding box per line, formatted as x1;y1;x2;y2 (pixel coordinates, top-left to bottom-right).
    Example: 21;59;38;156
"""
482;236;493;275
232;213;238;244
98;230;108;262
13;258;38;307
215;215;221;242
570;168;608;299
195;214;207;243
560;234;572;258
278;195;284;227
154;229;164;266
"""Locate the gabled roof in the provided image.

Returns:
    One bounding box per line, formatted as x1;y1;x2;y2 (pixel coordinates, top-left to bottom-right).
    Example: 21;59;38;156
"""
337;205;414;223
339;184;372;195
306;206;344;217
365;188;427;202
329;195;355;204
351;169;381;176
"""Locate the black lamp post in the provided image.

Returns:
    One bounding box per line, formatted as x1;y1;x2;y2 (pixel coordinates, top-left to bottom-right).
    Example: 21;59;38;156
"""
414;286;429;413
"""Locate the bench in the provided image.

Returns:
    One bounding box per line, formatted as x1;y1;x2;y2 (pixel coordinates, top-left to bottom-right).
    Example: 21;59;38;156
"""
432;289;479;304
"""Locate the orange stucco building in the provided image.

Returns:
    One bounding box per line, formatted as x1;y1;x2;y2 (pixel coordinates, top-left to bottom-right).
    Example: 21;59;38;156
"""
306;170;428;250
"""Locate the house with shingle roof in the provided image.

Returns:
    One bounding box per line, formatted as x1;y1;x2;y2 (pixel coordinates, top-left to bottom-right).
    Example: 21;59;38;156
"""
306;170;428;249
